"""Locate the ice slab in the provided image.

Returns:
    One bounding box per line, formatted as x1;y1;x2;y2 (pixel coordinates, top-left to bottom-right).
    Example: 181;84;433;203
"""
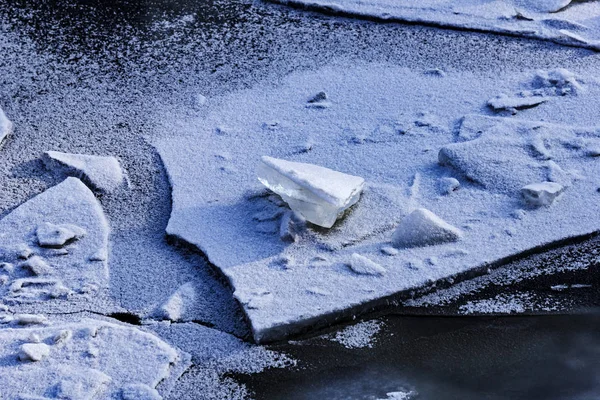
0;177;109;307
268;0;600;51
0;318;191;399
258;156;365;228
153;64;600;342
43;151;125;193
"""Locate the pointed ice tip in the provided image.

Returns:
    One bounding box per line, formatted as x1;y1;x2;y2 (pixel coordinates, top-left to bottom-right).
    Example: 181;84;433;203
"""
257;156;364;228
392;208;462;248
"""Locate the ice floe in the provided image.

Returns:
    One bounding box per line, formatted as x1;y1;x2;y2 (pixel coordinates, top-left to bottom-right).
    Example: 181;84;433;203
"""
0;318;191;399
154;64;600;342
268;0;600;51
43;151;126;193
0;177;109;307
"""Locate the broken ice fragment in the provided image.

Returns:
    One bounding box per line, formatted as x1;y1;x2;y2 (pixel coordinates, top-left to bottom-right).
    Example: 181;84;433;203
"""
521;182;564;206
154;282;196;322
36;222;86;248
392;208;462;248
438;177;460;195
257;156;364;228
19;256;53;276
43;151;125;193
18;343;50;362
306;91;330;108
348;253;386;276
487;94;548;113
279;211;305;242
121;384;162;400
0;106;13;145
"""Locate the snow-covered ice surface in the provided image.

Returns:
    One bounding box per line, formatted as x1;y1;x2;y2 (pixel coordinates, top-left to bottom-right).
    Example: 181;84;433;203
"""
0;316;191;399
154;63;600;342
0;177;110;311
269;0;600;51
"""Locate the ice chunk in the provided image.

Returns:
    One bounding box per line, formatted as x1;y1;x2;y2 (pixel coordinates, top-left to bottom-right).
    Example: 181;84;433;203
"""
257;156;365;228
392;208;462;248
348;253;386;276
121;384;162;400
18;256;53;276
36;222;86;248
279;210;306;242
306;91;331;108
155;282;196;322
521;182;564;206
0;106;13;145
43;151;125;193
438;177;460;195
19;343;50;362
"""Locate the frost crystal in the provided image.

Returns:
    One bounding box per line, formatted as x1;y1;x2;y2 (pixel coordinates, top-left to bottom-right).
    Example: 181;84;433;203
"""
257;156;364;228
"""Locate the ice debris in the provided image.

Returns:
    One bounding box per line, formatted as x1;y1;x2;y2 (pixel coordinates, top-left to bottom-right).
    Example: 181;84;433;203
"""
43;151;125;193
36;222;86;248
19;343;50;362
521;182;564;206
19;256;53;276
279;210;306;242
438;177;460;195
257;156;365;228
349;253;386;276
392;208;462;248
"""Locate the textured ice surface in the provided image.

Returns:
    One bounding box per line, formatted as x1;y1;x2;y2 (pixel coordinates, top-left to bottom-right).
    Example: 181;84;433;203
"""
0;317;191;399
269;0;600;51
258;156;365;228
154;64;600;342
0;178;109;309
43;151;125;193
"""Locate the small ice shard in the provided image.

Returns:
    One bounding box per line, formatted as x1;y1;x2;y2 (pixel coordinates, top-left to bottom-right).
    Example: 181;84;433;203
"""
121;384;162;400
279;210;306;242
15;314;49;325
257;156;365;228
19;256;53;276
521;181;564;206
36;222;86;248
392;208;462;248
155;282;196;321
348;253;386;276
438;177;460;195
54;329;73;345
306;91;330;108
0;106;13;145
487;94;548;113
18;343;50;362
43;151;125;193
381;246;398;256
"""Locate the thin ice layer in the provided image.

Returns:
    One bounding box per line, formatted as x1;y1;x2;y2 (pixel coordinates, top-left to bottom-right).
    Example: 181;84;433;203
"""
258;156;364;228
